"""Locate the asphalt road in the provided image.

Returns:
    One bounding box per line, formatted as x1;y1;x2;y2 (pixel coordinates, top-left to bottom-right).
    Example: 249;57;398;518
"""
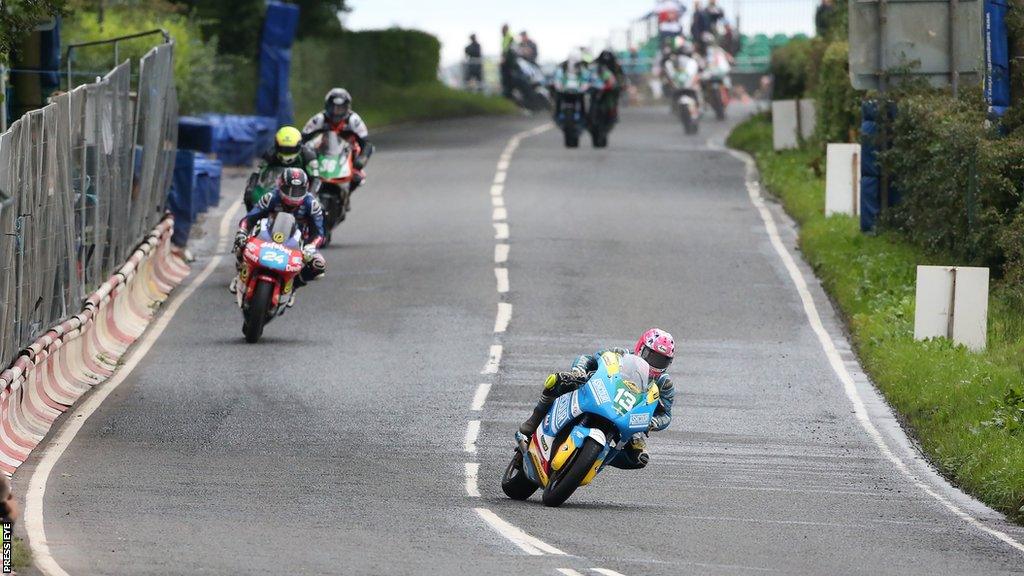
17;106;1024;575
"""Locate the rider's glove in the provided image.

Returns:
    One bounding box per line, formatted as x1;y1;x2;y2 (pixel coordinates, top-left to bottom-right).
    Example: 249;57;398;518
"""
233;229;249;252
301;244;317;262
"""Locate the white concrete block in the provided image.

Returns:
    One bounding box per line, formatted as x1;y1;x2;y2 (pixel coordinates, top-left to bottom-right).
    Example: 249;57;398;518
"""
951;266;989;351
772;100;798;151
913;265;989;351
914;266;953;342
798;99;817;139
825;143;862;216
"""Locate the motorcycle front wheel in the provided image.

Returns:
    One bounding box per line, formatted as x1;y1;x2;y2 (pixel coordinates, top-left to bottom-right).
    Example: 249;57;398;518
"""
682;108;699;135
243;279;274;343
563;129;579;148
541;437;603;507
501;450;539;500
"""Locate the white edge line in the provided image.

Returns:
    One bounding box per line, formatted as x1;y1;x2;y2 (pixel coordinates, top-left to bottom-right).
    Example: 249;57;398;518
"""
25;203;243;576
464;420;481;454
491;184;504;197
557;570;585;576
471;383;491;411
713;140;1024;554
474;507;567;556
464;462;481;498
493;223;509;241
494;303;512;333
592;569;628;576
492;207;508;221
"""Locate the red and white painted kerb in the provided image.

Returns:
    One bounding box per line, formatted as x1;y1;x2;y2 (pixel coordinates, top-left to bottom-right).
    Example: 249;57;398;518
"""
0;217;190;475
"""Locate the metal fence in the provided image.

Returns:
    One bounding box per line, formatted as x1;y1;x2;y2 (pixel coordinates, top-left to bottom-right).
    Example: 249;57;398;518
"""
0;42;177;366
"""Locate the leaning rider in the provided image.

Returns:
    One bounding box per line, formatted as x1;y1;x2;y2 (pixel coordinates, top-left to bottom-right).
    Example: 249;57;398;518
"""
230;168;327;297
518;328;677;469
301;88;373;197
244;126;320;211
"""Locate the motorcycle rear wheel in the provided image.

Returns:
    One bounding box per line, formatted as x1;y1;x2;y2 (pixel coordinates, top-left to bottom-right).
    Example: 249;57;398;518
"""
501;450;539;500
564;130;579;148
243;280;274;343
541;437;603;507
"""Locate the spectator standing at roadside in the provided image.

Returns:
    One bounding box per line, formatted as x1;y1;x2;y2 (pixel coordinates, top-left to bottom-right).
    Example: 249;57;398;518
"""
705;0;725;31
519;31;538;63
500;24;515;97
654;0;685;48
0;477;17;525
464;34;483;91
815;0;836;37
691;1;711;52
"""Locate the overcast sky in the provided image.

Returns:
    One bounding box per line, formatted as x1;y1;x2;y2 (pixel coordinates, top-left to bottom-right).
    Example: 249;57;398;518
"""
344;0;816;65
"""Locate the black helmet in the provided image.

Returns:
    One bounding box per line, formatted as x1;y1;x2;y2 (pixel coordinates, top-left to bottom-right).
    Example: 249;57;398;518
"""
324;88;352;125
278;167;309;210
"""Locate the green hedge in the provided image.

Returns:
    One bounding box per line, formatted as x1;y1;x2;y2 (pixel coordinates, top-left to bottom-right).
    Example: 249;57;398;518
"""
881;93;1024;297
768;37;825;100
814;41;860;143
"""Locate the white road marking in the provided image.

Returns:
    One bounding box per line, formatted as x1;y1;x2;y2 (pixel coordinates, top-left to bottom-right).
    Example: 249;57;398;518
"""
464;420;481;454
495;267;509;294
592;569;628;576
465;462;481;497
494;171;507;185
474;508;567;556
492;207;508;221
715;142;1024;554
492;196;505;207
25;203;243;576
481;344;503;374
494;303;512;333
497;159;510;171
557;570;584;576
471;383;491;411
494;244;509;264
491;184;504;197
493;223;509;240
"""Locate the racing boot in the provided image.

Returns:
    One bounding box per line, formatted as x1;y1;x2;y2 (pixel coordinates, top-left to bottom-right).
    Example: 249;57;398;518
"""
518;395;554;437
228;276;239;294
629;436;650;467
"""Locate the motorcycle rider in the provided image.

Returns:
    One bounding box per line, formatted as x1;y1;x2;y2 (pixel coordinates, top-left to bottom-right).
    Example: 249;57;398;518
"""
665;41;702;104
230;167;327;296
518;328;677;469
244;126;320;211
551;50;593;124
591;50;625;126
301;88;373;198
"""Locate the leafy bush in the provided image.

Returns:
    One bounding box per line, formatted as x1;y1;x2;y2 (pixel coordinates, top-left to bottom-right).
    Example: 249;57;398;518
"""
63;7;247;114
814;41;861;143
769;37;825;99
882;92;1024;277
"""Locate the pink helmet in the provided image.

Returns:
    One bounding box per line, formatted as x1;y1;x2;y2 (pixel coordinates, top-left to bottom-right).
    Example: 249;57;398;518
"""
634;328;674;377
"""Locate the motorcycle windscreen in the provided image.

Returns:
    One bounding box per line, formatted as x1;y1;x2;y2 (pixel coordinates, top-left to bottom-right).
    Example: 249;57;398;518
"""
317;132;353;179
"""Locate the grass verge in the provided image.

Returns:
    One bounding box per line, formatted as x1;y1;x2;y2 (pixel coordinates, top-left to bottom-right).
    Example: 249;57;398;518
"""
296;82;518;129
728;113;1024;522
13;537;29;571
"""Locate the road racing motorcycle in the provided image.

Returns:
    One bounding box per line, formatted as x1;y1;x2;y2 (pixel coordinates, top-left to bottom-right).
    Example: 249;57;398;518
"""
309;130;360;246
243;165;286;212
670;56;703;135
501;352;659;507
553;73;588;149
509;55;553;112
237;212;305;343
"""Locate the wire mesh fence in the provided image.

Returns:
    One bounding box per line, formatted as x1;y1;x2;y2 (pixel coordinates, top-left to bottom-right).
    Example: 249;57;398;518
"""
0;42;177;366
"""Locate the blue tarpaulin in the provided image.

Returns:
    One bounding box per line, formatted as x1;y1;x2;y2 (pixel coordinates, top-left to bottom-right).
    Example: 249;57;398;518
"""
859;100;901;232
984;0;1010;116
178;116;215;154
169;150;223;247
201;114;277;166
256;1;300;126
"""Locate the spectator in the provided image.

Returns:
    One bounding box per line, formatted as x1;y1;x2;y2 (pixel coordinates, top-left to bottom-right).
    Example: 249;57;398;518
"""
654;0;685;49
500;24;515;97
815;0;836;37
705;0;725;31
464;34;483;91
690;0;711;49
519;31;538;63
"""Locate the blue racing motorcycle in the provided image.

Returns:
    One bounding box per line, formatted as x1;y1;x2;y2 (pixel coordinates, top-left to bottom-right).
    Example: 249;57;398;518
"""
501;352;659;507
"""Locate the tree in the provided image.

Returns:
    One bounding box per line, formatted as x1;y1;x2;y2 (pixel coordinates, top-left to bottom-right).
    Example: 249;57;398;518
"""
172;0;263;57
289;0;347;38
0;0;67;61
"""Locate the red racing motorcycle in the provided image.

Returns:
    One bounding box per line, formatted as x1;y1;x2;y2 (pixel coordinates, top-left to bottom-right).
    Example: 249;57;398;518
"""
236;212;305;343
